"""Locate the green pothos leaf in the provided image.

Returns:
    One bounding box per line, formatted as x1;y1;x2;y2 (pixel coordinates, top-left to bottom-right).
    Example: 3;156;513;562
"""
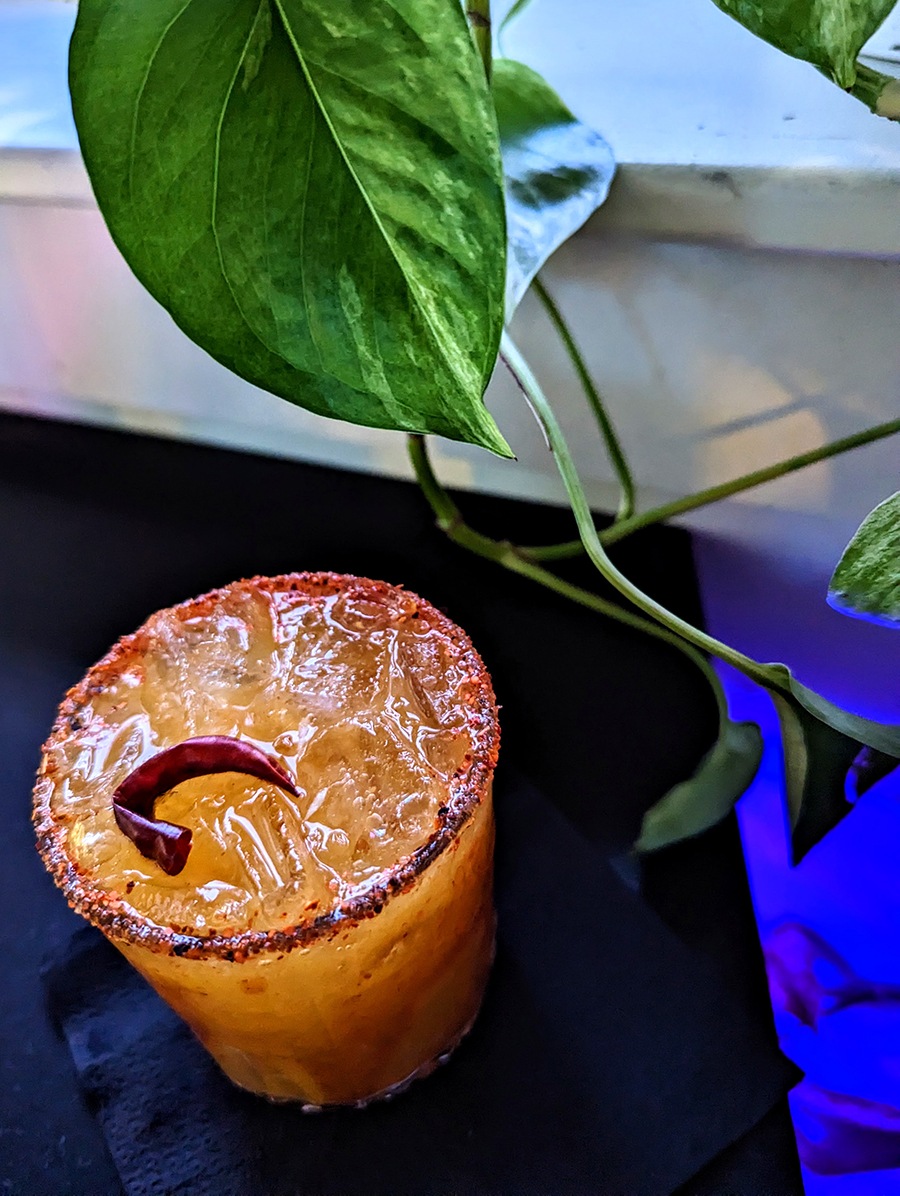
70;0;510;454
635;657;900;860
710;0;895;89
772;692;860;862
493;59;615;319
765;665;900;860
635;719;763;853
777;668;900;758
828;491;900;626
849;745;900;799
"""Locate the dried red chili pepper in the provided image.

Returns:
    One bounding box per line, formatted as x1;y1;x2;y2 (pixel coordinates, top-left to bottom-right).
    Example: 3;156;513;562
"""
112;736;299;877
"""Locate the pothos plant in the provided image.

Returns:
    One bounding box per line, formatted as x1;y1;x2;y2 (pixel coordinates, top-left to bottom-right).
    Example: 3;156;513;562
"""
67;0;900;862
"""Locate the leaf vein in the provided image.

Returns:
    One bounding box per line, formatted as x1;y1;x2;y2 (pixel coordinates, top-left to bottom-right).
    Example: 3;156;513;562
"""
127;0;194;252
270;0;478;401
210;1;301;380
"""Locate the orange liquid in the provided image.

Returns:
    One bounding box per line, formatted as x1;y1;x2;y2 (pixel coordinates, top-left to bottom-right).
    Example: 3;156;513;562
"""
123;792;494;1105
36;576;498;1104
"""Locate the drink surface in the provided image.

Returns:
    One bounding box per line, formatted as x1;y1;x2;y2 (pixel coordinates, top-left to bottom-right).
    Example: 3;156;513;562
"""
39;579;474;936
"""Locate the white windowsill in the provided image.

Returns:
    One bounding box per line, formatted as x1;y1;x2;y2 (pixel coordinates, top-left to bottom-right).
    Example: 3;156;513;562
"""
4;0;900;255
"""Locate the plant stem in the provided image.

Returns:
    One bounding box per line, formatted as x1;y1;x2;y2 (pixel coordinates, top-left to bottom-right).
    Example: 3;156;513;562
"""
499;331;778;688
521;416;900;561
466;0;492;81
605;417;900;544
407;433;516;563
532;276;635;520
851;62;900;121
407;434;730;721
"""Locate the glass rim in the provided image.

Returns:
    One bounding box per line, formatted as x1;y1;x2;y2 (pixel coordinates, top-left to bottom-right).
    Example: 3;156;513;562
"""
33;571;500;962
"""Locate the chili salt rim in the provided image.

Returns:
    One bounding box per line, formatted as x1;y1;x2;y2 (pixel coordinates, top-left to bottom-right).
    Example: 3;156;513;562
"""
32;572;500;960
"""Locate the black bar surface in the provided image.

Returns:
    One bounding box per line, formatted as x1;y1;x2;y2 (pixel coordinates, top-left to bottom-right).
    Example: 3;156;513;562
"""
0;413;801;1194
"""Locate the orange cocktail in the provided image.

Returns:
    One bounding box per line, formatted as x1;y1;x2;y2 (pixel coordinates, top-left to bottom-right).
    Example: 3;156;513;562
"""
33;573;499;1106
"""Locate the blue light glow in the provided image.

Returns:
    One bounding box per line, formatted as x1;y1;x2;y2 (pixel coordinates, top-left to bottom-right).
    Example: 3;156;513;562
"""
726;667;900;1192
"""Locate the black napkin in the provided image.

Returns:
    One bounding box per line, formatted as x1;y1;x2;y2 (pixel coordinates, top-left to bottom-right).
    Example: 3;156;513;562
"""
44;773;795;1196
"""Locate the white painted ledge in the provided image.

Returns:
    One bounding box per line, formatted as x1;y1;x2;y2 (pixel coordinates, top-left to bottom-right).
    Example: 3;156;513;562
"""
5;0;900;254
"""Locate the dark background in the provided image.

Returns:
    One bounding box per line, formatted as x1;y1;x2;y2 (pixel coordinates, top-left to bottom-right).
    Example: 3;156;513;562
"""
0;413;800;1193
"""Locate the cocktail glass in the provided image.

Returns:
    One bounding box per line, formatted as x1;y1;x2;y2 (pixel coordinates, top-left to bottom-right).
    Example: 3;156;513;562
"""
33;573;499;1106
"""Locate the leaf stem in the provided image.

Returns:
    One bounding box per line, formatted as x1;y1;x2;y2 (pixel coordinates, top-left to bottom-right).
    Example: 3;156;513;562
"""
532;276;635;520
499;331;778;688
851;62;900;121
407;434;730;721
466;0;492;81
521;416;900;561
